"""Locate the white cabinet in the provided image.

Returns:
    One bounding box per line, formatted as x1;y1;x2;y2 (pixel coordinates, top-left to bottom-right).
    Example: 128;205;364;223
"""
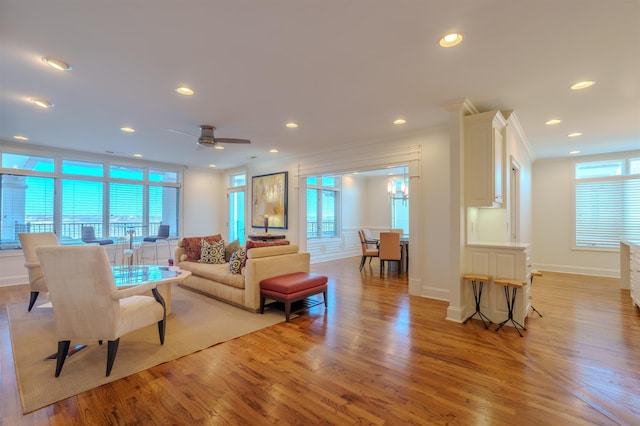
465;110;506;207
465;243;532;325
621;242;640;308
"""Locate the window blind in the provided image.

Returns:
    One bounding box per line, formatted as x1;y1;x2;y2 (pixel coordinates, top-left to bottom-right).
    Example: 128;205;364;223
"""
576;179;640;248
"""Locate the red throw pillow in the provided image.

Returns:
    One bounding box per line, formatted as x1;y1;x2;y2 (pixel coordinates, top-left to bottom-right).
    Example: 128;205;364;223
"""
242;240;290;268
183;234;222;261
245;239;290;250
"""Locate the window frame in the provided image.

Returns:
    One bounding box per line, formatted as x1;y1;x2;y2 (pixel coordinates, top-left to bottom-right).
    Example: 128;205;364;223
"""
306;175;341;240
573;153;640;251
1;147;182;250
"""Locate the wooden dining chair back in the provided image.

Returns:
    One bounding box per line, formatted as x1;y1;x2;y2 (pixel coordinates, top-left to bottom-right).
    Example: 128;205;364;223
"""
358;229;379;271
379;231;402;274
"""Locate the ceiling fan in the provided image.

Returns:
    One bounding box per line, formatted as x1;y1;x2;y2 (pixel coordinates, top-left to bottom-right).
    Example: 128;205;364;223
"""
167;125;251;148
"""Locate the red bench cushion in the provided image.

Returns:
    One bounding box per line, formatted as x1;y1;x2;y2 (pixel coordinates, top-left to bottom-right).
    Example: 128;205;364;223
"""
260;272;327;294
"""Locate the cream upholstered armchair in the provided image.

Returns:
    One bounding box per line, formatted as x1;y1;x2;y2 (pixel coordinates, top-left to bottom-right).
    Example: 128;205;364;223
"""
379;231;401;274
18;232;59;311
36;245;166;377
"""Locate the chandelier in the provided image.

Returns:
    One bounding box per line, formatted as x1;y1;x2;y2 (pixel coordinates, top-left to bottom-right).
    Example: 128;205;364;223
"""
387;166;409;201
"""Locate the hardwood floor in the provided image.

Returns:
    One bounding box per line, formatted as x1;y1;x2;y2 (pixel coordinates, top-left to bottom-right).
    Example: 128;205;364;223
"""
1;257;639;425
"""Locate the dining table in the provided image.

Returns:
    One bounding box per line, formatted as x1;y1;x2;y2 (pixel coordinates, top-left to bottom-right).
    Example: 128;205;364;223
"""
365;235;409;272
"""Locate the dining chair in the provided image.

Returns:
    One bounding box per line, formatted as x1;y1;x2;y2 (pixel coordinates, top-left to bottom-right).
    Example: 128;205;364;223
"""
36;245;166;377
358;229;379;270
379;231;402;274
18;232;60;311
81;226;114;245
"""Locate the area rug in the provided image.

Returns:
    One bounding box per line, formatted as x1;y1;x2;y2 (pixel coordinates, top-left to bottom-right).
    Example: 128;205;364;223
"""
7;284;284;414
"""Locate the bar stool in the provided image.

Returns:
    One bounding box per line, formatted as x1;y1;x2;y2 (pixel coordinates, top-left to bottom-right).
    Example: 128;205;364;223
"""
529;271;543;317
494;278;527;337
462;274;493;329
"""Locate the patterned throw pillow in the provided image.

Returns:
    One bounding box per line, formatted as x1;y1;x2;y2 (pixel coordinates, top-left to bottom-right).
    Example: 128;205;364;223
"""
228;248;246;274
198;239;225;264
183;234;222;261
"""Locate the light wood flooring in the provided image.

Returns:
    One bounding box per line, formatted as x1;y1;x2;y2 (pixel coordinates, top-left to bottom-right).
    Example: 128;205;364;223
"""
1;257;639;425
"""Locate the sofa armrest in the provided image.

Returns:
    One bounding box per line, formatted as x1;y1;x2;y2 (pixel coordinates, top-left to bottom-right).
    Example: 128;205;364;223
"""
244;250;310;311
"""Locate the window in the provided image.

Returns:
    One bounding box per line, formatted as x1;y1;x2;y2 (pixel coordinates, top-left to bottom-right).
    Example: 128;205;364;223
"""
389;178;409;235
307;176;340;239
0;150;182;249
227;173;246;242
575;156;640;249
0;175;54;248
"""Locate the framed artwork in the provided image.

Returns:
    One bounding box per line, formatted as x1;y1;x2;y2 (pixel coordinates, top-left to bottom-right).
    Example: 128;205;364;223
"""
251;171;288;229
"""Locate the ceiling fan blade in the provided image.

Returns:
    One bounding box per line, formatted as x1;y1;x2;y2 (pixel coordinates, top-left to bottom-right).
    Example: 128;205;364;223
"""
166;128;197;137
215;138;251;144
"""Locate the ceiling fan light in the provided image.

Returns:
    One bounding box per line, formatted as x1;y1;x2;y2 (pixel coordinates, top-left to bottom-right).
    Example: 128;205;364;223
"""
215;146;224;150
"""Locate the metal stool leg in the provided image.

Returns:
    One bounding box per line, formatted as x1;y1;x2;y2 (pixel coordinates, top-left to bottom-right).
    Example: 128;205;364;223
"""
495;286;527;337
463;276;493;329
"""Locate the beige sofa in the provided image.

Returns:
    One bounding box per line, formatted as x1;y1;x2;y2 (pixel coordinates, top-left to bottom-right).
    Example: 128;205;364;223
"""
174;241;310;312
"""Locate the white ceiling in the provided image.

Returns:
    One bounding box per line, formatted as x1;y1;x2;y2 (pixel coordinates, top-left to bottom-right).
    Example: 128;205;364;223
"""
1;0;639;170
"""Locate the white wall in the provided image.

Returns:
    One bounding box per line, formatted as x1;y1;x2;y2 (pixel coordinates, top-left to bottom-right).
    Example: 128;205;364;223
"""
532;155;622;277
181;167;225;237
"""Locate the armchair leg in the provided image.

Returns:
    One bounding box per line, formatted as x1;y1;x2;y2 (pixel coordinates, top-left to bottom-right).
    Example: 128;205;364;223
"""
28;291;39;311
152;288;167;345
359;256;366;270
106;339;120;376
55;340;71;377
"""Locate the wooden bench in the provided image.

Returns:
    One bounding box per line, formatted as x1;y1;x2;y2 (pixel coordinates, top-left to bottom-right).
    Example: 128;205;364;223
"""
260;272;328;322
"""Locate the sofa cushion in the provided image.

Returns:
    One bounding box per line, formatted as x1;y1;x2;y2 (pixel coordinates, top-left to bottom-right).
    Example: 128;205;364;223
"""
199;239;225;264
224;239;241;262
229;248;246;274
178;261;245;289
183;234;222;261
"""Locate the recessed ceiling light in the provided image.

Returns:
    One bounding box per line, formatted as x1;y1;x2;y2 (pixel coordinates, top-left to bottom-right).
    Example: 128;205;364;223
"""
120;127;135;133
269;149;278;153
285;122;298;128
545;119;562;125
569;150;581;155
439;32;463;48
30;98;54;108
209;164;216;168
14;135;29;141
393;118;407;125
133;153;143;158
568;132;583;138
175;87;194;95
570;80;595;90
42;57;71;71
215;145;224;150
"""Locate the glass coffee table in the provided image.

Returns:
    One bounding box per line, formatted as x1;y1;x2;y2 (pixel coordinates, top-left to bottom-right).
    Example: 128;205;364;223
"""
112;265;191;315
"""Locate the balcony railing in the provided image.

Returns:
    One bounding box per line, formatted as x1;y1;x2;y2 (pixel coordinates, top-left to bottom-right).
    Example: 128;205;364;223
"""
307;221;337;239
1;221;166;249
